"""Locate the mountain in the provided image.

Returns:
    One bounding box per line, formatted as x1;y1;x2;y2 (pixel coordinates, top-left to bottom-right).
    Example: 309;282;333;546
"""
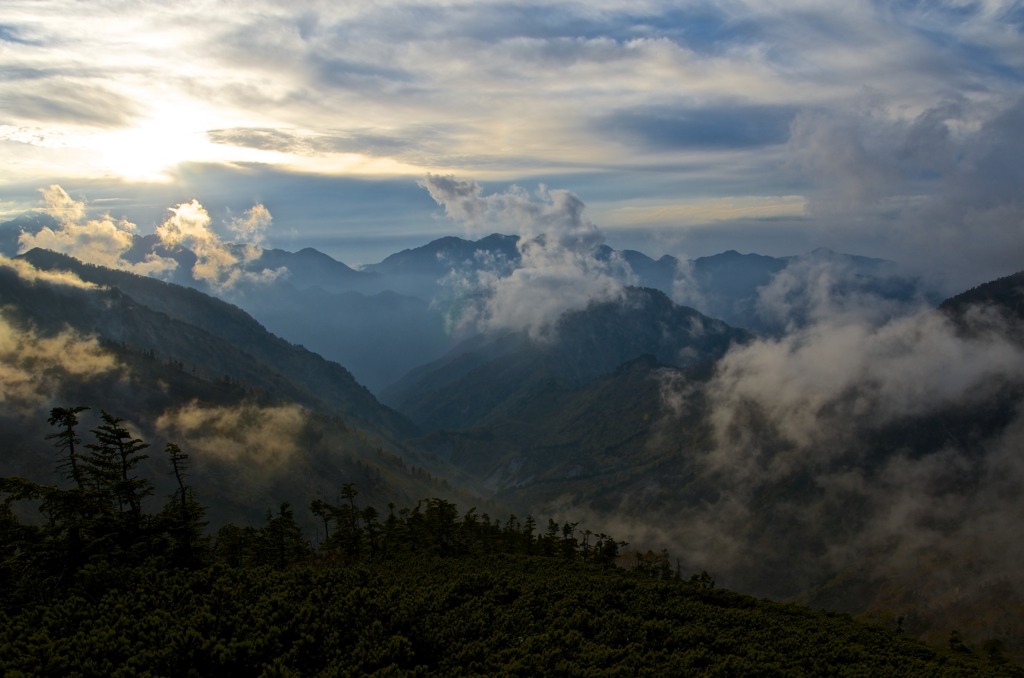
382;286;748;431
616;249;680;292
0;251;500;530
2;214;935;395
380;271;1024;659
940;269;1024;326
411;355;700;495
14;249;412;436
228;280;450;393
4;215;1023;657
0;213;58;257
363;233;521;279
248;246;374;291
359;235;926;336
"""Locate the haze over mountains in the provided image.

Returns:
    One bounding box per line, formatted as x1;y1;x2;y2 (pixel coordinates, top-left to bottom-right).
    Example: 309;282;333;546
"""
0;204;934;394
2;203;1023;657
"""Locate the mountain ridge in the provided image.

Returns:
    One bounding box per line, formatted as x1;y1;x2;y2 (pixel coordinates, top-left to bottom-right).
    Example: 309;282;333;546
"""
12;248;414;437
383;286;748;432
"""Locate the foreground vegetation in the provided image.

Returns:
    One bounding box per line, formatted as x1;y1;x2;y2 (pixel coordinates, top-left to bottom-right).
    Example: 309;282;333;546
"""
1;407;1019;675
7;554;1019;677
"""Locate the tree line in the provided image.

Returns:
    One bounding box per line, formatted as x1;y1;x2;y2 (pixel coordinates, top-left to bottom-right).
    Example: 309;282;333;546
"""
1;405;643;611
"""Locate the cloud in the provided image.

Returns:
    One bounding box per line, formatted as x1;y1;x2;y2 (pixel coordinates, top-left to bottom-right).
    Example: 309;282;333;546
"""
598;103;798;150
705;305;1024;476
630;284;1024;625
15;185;286;292
156;199;286;291
227;203;273;247
20;185;145;270
0;254;98;290
753;251;927;335
420;174;631;338
18;185;178;276
0;309;120;411
38;184;86;223
1;2;1022;289
154;401;308;471
1;79;141;128
208;127;309;154
208;125;463;168
786;95;1024;294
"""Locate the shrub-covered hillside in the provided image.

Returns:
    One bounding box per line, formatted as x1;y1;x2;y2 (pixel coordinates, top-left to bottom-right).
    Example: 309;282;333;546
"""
2;554;1018;676
1;406;1019;675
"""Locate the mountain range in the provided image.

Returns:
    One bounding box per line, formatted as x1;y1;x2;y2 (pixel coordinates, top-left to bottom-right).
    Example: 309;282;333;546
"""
2;215;929;393
2;213;1023;658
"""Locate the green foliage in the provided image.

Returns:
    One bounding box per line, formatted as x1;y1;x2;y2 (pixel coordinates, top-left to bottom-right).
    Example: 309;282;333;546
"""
0;555;1017;676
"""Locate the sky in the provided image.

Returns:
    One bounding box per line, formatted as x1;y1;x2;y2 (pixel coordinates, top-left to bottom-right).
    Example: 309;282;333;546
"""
1;0;1023;291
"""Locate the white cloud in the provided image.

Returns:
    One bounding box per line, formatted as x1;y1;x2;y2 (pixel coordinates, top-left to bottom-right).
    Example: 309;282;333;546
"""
155;198;287;291
705;306;1024;475
18;185;138;270
753;252;926;335
0;1;1020;288
14;185;286;291
421;174;631;338
18;185;178;276
227;203;273;248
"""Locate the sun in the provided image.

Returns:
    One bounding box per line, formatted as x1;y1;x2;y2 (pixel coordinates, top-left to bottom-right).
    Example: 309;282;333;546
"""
91;100;272;182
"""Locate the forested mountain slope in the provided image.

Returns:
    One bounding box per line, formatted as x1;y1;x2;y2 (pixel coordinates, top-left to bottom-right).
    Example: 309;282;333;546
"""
13;248;413;436
0;254;477;529
383;286;747;431
389;271;1024;660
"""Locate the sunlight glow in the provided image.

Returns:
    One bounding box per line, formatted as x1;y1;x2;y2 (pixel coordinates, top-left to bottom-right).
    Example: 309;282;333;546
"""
88;101;277;182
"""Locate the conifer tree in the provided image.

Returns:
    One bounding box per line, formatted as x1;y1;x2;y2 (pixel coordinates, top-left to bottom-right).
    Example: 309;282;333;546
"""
47;406;89;489
159;443;207;566
83;411;152;529
260;502;309;568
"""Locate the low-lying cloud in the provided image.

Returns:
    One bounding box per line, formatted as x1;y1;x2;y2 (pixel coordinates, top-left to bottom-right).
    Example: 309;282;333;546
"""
20;185;175;276
753;252;927;335
17;185;285;293
629;289;1024;645
155;199;285;292
420;174;632;339
0;254;99;290
155;401;308;471
0;309;120;411
706;306;1024;478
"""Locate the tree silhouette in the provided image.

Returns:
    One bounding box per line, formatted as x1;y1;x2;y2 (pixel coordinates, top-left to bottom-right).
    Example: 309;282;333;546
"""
47;406;90;489
83;411;152;531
